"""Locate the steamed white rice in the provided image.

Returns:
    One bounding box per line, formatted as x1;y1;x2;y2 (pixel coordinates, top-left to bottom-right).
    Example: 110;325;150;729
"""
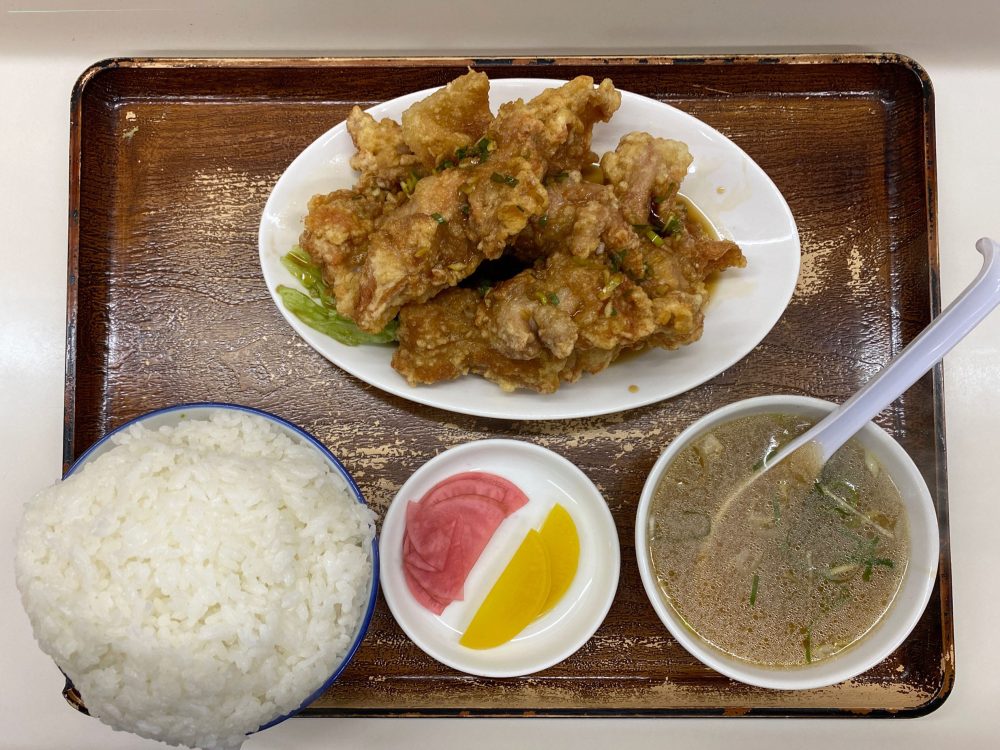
15;410;376;750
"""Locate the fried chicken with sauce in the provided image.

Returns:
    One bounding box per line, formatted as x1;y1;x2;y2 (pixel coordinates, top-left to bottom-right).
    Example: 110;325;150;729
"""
391;132;746;393
346;109;422;193
601;132;691;223
296;74;747;394
304;76;621;333
393;227;744;393
298;188;399;317
513;173;644;272
401;70;493;170
391;287;570;393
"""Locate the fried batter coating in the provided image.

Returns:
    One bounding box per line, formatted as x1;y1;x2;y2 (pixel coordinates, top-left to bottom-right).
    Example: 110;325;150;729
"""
349;130;547;332
393;227;745;394
392;251;655;393
513;173;643;273
346;109;422;192
527;77;622;173
601;131;692;224
401;70;493;169
299;189;398;317
481;252;656;359
392;288;568;393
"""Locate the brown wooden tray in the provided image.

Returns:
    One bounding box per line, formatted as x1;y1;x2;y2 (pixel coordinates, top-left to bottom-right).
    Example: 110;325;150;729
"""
66;54;953;718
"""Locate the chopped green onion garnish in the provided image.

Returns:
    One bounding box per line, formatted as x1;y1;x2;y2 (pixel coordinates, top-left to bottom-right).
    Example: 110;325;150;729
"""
490;172;519;186
431;212;446;224
816;481;894;539
804;629;813;663
633;223;665;246
645;227;664;246
600;274;624;297
663;214;683;235
546;292;559;306
863;557;893;582
609;250;624;273
401;171;419;195
538;214;548;228
749;574;759;606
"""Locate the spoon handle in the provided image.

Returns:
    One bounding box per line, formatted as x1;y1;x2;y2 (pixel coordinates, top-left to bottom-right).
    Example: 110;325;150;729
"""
770;237;1000;466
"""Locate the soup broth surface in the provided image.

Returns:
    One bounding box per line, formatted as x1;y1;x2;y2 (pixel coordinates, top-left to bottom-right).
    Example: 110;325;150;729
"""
648;413;909;667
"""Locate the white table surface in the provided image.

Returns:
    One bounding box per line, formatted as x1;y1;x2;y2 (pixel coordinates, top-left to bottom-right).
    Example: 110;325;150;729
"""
2;1;999;748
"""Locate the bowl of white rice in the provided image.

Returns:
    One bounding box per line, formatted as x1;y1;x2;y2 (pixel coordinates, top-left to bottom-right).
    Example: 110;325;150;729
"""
14;403;378;750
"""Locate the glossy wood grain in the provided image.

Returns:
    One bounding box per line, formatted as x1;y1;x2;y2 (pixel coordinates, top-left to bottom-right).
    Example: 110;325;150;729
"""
65;55;952;717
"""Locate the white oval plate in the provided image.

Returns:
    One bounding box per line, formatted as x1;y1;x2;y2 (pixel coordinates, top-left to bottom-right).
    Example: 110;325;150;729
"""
378;439;620;678
259;78;800;420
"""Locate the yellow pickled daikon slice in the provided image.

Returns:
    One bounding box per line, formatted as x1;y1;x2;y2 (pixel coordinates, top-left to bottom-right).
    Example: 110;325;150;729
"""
460;530;550;649
538;503;579;614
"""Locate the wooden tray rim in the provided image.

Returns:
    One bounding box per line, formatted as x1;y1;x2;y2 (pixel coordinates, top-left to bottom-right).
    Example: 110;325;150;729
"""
62;53;952;718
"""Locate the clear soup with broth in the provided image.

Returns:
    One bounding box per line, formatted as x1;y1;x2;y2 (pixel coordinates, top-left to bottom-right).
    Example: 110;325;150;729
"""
648;413;909;667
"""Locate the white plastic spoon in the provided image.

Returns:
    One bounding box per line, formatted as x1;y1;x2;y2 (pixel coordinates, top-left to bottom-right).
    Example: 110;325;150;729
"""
764;236;1000;470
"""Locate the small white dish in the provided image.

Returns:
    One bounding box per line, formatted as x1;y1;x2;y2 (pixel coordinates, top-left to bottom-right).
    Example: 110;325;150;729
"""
634;395;940;690
379;439;620;678
259;78;801;420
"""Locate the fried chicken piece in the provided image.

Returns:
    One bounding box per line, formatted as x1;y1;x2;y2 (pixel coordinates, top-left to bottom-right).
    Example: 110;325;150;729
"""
479;252;655;362
346;109;423;192
401;70;493;170
528;77;622;174
337;77;621;332
513;173;644;275
393;251;657;393
390;288;484;385
675;233;747;279
299;188;399;316
392;288;568;393
349;132;548;332
391;236;739;393
636;211;746;352
601;132;692;224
